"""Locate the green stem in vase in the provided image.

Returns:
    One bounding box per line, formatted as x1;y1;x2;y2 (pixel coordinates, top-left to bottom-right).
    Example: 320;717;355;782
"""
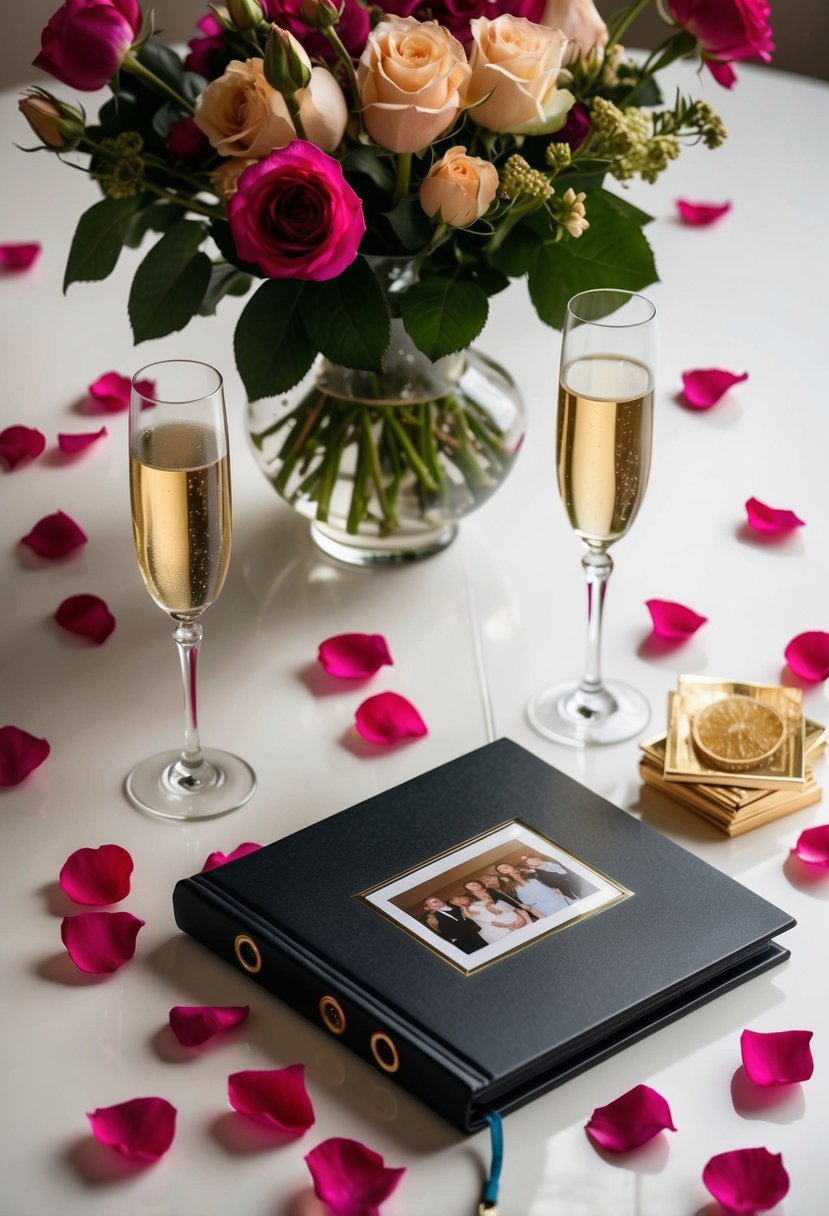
384;411;439;494
360;410;398;530
315;408;355;522
444;397;491;491
347;420;371;533
274;392;328;495
381;418;404;515
464;411;507;472
420;401;451;509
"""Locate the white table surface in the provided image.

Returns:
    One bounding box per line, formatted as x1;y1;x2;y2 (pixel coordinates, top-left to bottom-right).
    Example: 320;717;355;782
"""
2;56;828;1216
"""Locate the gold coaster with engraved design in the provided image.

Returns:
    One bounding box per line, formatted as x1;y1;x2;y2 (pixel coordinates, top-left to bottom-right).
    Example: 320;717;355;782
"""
691;696;786;772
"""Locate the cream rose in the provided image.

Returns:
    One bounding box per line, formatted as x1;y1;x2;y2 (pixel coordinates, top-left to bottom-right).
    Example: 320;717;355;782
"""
541;0;608;58
357;16;471;155
467;15;575;136
210;157;255;200
419;146;499;228
194;58;347;157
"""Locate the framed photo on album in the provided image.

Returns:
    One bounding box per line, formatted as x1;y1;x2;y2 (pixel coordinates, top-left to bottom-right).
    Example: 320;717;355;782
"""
173;739;795;1133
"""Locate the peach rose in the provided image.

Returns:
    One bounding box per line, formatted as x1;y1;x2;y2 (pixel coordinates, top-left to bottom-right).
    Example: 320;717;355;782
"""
194;58;346;157
419;146;499;228
210;158;255;200
541;0;608;58
467;14;575;136
357;16;471;155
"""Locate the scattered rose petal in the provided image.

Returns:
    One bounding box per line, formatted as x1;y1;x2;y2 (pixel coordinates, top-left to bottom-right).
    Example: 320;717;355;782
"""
0;724;50;786
0;242;41;271
0;425;46;469
354;692;428;744
228;1065;315;1135
61;910;144;973
703;1147;789;1213
21;509;87;558
169;1004;250;1047
745;498;805;534
792;824;829;868
707;59;738;89
585;1084;676;1153
87;1097;176;1160
646;599;707;640
681;368;749;408
784;632;829;682
59;844;133;905
741;1029;814;1086
201;842;262;872
676;199;732;226
58;427;108;454
55;594;116;644
318;633;393;679
88;372;156;414
305;1137;405;1216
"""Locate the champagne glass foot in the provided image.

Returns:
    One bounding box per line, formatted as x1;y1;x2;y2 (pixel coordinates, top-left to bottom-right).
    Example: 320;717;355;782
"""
125;748;256;821
528;679;650;746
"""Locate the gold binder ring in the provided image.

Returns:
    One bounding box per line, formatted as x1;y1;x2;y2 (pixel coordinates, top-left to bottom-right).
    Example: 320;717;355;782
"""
319;995;347;1035
234;934;262;974
370;1031;400;1073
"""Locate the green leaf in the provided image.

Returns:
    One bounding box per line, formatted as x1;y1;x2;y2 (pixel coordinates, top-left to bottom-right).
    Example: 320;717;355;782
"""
598;188;654;228
63;196;140;291
124;201;180;249
527;192;658;330
472;266;510;297
488;223;544;279
128;220;212;341
401;276;488;360
300;258;390;373
198;263;253;316
234;279;315;399
341;147;396;192
382;198;435;252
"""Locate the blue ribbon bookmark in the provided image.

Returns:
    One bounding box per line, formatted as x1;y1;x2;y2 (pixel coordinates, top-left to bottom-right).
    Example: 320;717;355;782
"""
479;1110;504;1214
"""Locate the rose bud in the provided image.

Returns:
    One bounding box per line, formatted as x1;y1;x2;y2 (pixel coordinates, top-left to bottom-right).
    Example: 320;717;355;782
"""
19;89;84;150
264;24;312;95
166;116;212;163
300;0;343;31
228;0;264;28
420;146;499;228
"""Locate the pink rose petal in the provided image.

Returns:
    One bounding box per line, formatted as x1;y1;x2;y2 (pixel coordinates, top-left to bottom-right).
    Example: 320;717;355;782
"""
646;598;707;640
740;1029;814;1087
305;1137;405;1216
228;1065;315;1135
0;724;50;786
706;59;738;89
681;368;749;408
0;425;46;469
55;594;116;644
676;199;732;226
88;372;156;414
792;824;829;868
703;1147;789;1213
169;1004;250;1047
201;842;262;872
21;509;87;558
745;498;805;534
585;1084;676;1153
784;631;829;682
61;910;144;973
318;633;393;679
58;427;108;454
59;844;133;905
354;692;428;744
0;242;42;271
87;1097;176;1160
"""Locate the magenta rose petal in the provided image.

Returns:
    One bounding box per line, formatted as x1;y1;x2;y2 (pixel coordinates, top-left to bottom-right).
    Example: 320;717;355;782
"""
55;594;116;644
676;199;732;226
87;1097;176;1160
228;1065;315;1135
0;242;42;271
784;632;829;682
792;824;829;868
318;633;393;679
21;510;87;558
0;425;46;469
355;692;428;744
201;842;262;872
305;1137;405;1216
59;845;133;905
707;59;738;88
61;911;144;973
745;498;805;534
681;367;749;408
169;1005;250;1047
646;599;707;640
0;725;50;786
58;427;108;454
702;1147;789;1213
585;1084;676;1153
88;371;131;413
740;1029;814;1087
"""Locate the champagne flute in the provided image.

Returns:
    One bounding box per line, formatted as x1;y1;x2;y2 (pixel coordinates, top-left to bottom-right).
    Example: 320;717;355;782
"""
528;289;656;746
126;360;256;819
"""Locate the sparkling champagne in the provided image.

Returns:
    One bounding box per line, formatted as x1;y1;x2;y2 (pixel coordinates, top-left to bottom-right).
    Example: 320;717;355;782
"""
130;421;231;617
557;355;653;546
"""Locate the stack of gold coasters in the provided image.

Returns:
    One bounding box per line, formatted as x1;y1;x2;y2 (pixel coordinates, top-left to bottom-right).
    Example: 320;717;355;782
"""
640;676;826;835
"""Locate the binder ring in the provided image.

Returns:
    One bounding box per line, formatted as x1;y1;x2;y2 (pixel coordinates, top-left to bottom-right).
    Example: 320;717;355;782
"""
369;1031;400;1073
234;934;262;973
319;995;347;1035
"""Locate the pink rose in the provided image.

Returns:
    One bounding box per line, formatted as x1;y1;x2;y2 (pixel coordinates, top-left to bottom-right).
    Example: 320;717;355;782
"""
227;142;365;281
185;13;230;80
541;0;608;57
261;0;371;60
33;0;142;92
668;0;774;67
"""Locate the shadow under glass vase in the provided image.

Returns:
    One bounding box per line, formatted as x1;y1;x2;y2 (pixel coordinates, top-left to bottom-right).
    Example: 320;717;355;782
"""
246;257;525;566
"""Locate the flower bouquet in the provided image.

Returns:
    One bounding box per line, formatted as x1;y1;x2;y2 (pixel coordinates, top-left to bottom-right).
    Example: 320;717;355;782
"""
23;0;770;559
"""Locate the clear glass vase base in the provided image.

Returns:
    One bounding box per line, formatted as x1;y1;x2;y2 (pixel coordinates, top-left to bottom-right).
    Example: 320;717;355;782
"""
125;748;257;821
527;679;650;746
310;520;458;567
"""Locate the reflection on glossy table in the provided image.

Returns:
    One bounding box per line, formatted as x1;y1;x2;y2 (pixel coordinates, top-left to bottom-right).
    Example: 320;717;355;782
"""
2;60;828;1216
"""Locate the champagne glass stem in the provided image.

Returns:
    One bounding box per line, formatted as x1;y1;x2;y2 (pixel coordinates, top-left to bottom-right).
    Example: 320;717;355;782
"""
172;620;206;783
572;547;617;719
